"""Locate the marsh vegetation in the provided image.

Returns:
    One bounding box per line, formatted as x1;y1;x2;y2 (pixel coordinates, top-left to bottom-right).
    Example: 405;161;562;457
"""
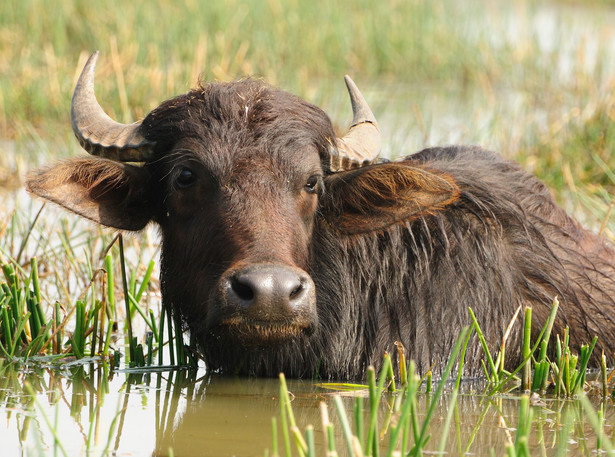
2;0;615;455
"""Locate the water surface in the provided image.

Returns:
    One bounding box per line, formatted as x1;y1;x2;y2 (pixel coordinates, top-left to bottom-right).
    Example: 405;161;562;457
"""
0;360;611;456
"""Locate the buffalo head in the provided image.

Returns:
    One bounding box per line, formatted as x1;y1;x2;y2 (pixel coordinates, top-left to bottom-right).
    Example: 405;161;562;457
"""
27;53;460;373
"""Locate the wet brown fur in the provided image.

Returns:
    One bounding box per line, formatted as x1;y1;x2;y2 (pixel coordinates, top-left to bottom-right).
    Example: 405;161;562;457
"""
26;77;615;380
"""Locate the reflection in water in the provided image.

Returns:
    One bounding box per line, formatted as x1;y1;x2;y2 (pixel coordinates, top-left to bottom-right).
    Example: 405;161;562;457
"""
0;359;611;456
154;375;315;457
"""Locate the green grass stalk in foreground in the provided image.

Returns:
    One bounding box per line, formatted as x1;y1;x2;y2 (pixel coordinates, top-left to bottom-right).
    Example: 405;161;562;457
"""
436;325;472;456
532;298;559;392
471;297;599;397
506;395;532;457
118;235;136;364
601;351;609;399
68;300;86;358
551;330;597;397
103;253;117;357
521;307;532;391
0;228;191;369
276;326;470;457
468;307;500;383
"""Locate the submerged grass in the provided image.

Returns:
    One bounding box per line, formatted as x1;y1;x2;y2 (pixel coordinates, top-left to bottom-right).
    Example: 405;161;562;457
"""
276;321;615;457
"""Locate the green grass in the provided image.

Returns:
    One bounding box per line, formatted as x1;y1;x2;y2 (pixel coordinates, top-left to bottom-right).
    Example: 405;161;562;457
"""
2;0;615;238
274;324;615;457
0;206;191;369
1;1;614;240
0;0;506;132
1;0;613;144
517;94;615;231
2;0;615;455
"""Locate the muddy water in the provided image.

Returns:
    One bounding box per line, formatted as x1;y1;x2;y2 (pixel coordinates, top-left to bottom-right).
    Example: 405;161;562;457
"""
0;361;611;456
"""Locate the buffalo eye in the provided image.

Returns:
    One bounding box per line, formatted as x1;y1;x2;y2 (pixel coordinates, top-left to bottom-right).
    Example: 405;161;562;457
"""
175;168;196;189
304;176;320;194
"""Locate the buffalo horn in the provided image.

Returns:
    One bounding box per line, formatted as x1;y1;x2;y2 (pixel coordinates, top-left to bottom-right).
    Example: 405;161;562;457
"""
329;76;381;172
71;51;154;161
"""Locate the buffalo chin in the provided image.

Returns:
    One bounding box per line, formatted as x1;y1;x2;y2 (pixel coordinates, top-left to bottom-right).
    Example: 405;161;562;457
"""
215;320;315;347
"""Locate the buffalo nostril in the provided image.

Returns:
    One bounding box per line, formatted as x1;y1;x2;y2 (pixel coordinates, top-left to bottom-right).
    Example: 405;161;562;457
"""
231;276;255;302
289;282;304;301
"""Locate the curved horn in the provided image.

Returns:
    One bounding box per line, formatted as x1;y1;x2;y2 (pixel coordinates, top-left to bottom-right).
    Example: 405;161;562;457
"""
329;76;381;172
71;51;154;161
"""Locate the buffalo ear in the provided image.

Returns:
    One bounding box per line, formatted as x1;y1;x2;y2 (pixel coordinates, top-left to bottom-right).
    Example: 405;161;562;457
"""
26;158;154;231
320;163;460;234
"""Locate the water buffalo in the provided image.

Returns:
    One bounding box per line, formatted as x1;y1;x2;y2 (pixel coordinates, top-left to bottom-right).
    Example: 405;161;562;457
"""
27;52;615;379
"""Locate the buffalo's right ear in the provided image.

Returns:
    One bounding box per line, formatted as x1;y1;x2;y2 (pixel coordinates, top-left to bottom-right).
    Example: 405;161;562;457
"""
26;158;154;231
320;162;460;234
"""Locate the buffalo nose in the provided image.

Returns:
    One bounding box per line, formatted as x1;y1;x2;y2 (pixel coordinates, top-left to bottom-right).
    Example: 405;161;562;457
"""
225;264;314;318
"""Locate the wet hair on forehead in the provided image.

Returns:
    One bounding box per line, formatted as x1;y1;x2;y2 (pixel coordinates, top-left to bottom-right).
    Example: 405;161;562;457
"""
138;79;335;186
141;78;337;157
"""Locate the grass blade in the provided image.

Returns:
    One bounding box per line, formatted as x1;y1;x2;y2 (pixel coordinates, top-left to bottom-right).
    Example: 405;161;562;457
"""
411;326;469;455
468;308;498;382
334;396;357;457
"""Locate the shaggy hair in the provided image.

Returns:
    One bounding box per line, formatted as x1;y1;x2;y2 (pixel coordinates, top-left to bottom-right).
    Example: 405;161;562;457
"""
28;77;615;380
196;146;615;379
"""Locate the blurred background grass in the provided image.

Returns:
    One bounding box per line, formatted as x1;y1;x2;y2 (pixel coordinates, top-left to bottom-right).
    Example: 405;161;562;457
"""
1;0;507;130
1;0;615;230
0;5;614;453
